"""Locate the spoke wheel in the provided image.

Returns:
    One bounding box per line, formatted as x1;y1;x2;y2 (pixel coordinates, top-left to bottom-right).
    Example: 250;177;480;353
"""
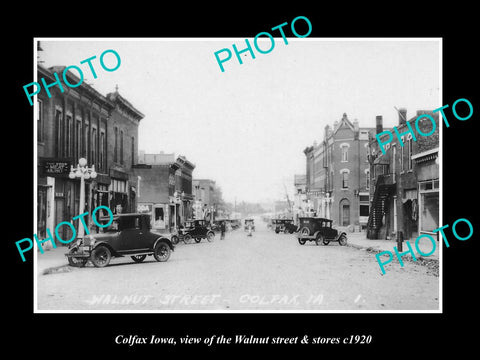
67;248;88;267
207;232;215;242
183;234;192;244
90;246;111;268
154;242;171;262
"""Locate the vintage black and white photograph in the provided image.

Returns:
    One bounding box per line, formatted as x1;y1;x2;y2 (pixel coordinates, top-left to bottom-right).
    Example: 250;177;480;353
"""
33;38;441;312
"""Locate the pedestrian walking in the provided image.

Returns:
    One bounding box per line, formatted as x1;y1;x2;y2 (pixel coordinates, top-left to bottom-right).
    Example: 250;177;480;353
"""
220;221;226;240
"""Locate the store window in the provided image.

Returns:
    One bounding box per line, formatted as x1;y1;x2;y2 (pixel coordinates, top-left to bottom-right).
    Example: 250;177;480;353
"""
419;179;439;233
153;206;166;229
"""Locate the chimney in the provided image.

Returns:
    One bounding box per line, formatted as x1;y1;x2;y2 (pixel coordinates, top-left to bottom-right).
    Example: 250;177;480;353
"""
376;115;383;134
399;108;407;125
353;119;359;132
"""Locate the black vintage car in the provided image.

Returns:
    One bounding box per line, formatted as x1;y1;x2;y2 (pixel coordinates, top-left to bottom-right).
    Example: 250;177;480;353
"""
244;218;255;231
272;219;295;234
180;219;215;244
297;217;347;246
65;213;174;268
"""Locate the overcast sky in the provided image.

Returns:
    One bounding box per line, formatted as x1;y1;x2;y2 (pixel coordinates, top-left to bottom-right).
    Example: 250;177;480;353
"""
37;38;440;203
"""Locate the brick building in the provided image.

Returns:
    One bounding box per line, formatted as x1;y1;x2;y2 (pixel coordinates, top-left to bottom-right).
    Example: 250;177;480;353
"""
367;109;439;240
133;152;195;231
36;65;143;243
303;113;375;228
192;179;216;220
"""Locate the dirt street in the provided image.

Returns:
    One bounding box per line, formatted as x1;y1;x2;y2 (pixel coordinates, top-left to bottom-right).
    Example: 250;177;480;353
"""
36;219;439;311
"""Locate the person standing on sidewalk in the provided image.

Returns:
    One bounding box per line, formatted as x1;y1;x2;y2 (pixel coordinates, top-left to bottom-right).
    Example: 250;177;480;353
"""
220;221;226;240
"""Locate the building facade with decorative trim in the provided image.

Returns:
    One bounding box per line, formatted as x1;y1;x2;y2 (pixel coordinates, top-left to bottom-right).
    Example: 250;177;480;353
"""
36;64;144;245
303;113;375;228
367;109;439;240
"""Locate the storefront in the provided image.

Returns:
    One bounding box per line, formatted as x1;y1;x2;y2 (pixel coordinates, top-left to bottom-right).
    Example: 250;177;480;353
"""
412;148;439;237
137;202;177;233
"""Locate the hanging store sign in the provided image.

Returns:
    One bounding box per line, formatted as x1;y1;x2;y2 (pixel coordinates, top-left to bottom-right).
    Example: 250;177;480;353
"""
40;158;71;177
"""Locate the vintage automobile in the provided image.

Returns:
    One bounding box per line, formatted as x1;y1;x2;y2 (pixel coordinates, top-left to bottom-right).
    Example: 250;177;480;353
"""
179;219;215;244
296;217;347;246
284;221;299;234
272;219;295;234
244;218;255;231
65;213;175;268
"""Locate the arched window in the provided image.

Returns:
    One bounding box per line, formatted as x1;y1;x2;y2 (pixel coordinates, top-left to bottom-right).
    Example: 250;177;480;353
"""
340;169;350;189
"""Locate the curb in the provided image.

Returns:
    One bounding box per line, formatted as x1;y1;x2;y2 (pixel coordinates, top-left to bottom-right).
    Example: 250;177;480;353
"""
42;264;73;275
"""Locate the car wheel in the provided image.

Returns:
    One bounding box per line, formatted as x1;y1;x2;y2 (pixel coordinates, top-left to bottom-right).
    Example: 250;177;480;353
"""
67;248;87;267
275;229;280;234
195;237;202;243
338;234;347;246
323;239;330;245
315;234;324;246
284;228;290;234
131;255;147;263
171;235;179;245
207;232;215;242
183;234;192;244
90;245;111;268
298;238;306;245
154;241;171;262
300;227;310;237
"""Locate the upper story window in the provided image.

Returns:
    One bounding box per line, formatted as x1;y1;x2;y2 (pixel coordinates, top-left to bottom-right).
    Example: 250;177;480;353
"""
37;100;43;143
342;172;348;188
120;130;124;165
400;136;405;172
340;169;350;189
407;137;413;170
340;143;350;162
114;127;118;163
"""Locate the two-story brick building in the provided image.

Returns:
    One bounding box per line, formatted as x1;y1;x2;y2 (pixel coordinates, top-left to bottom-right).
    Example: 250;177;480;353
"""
367;109;439;240
304;113;375;228
133;152;196;232
36;65;143;243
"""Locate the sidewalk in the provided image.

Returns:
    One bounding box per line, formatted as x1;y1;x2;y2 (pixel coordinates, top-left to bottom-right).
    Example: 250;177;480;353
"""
36;245;72;275
343;229;440;262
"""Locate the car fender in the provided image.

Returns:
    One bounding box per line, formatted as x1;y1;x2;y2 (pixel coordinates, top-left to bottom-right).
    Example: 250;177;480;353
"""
335;232;347;240
92;241;117;256
154;237;174;251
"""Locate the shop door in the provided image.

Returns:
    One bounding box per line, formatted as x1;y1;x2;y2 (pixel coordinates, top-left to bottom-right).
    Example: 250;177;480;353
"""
55;198;65;240
342;204;350;226
37;187;47;239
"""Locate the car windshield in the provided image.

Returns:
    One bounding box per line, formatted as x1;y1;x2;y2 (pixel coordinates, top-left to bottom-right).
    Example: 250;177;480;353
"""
100;218;120;233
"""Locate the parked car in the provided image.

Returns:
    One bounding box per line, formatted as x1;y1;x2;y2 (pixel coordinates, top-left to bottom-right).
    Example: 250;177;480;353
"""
179;219;215;244
284;221;298;234
244;218;255;231
272;219;295;234
65;213;174;268
296;217;347;246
